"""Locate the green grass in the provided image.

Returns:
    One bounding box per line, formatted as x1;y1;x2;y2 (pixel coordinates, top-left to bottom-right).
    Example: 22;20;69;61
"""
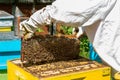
0;70;8;80
79;35;90;59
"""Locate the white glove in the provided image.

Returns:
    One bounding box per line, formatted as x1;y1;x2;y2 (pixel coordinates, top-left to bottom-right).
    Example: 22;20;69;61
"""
19;7;52;40
72;27;84;39
19;20;34;40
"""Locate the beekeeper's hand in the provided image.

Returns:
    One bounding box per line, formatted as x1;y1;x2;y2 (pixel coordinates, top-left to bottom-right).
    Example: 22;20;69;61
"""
19;20;34;40
72;27;84;39
58;27;84;39
19;7;52;40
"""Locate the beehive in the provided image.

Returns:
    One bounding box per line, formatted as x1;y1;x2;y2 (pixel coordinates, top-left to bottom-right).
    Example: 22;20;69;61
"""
7;59;111;80
0;31;21;69
0;11;14;32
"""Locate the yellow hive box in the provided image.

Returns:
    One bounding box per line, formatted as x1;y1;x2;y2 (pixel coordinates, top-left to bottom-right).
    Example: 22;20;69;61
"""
7;59;111;80
0;27;11;32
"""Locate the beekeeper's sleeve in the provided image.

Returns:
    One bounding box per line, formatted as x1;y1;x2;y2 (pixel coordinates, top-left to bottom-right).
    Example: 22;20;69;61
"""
20;0;115;34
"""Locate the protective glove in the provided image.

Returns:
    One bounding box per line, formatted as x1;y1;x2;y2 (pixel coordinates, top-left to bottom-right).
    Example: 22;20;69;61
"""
72;27;84;39
19;20;34;40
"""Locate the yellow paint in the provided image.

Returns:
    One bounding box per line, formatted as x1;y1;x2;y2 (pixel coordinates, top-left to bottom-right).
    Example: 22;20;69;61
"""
7;60;111;80
0;27;11;31
7;61;38;80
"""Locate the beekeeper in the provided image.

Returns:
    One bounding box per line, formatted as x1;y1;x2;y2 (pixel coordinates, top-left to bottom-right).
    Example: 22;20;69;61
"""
20;0;120;79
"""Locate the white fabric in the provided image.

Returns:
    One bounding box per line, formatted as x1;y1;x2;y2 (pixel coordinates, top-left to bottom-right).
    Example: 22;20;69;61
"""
20;0;120;72
92;0;120;71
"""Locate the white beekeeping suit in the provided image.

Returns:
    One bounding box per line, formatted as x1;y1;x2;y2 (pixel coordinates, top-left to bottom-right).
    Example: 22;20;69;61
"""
20;0;120;76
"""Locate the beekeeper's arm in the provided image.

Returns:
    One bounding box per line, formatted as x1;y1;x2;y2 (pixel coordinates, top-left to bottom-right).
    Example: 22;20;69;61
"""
20;0;116;39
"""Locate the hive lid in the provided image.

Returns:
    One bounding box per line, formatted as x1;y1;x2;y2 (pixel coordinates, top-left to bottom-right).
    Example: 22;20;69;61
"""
15;6;24;17
0;10;14;19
